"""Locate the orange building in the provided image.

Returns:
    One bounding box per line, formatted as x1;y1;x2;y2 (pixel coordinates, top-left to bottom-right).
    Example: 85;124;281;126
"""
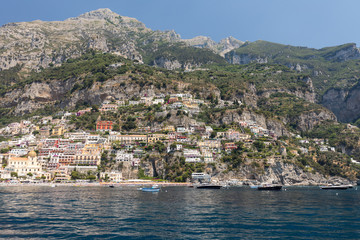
96;121;113;131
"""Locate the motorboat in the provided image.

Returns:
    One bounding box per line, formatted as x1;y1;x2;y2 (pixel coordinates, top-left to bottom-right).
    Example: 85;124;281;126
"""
320;185;349;190
141;185;161;192
257;184;282;190
196;184;222;189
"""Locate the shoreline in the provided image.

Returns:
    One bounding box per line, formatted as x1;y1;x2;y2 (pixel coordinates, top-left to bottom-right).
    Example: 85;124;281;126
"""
0;181;192;187
0;181;357;187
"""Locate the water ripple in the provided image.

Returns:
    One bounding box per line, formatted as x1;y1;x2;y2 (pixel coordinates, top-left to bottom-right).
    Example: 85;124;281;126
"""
0;186;359;239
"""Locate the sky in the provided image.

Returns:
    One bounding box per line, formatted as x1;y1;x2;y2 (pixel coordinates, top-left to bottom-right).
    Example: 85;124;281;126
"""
0;0;358;49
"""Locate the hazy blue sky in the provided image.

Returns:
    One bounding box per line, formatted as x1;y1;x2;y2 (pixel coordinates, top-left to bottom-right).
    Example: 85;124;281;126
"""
0;0;358;49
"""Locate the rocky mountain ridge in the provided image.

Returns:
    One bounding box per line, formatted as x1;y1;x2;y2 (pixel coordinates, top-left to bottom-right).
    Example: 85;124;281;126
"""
183;36;244;56
0;8;240;72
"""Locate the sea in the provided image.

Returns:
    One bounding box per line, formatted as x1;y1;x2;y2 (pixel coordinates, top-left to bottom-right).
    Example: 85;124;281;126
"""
0;185;359;239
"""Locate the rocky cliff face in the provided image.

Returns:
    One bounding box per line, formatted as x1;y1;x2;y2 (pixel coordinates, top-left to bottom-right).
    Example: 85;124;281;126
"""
225;52;268;65
321;84;360;123
183;36;244;57
323;43;360;62
211;161;351;185
296;110;337;131
0;9;149;71
151;57;202;70
138;154;352;185
0;75;166;115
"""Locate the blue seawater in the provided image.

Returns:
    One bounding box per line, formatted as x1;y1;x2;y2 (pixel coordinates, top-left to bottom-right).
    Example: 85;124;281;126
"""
0;186;359;239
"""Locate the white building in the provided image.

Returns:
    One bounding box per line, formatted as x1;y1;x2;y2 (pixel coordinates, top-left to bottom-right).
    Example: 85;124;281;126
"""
177;126;187;133
153;99;164;105
115;151;134;162
183;149;202;163
6;151;42;177
9;148;29;157
100;171;123;182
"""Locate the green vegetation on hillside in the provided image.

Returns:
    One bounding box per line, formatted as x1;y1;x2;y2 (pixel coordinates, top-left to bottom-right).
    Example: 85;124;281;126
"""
0;51;131;97
228;41;360;97
304;121;360;160
257;93;326;129
140;41;227;67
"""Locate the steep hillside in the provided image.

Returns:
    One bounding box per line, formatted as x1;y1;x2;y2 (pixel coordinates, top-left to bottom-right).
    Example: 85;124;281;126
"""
225;41;360;122
0;52;333;133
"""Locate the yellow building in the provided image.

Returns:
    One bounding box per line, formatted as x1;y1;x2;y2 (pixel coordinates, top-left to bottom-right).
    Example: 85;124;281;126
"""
147;134;168;143
52;126;66;136
82;144;102;155
73;154;101;166
39;127;50;137
116;135;147;144
163;125;175;132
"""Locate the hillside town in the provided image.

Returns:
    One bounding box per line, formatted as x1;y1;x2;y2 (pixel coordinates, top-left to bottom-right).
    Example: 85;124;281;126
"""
0;92;355;184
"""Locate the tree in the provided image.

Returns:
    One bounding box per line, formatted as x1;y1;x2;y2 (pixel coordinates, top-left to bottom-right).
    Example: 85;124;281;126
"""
11;172;18;178
104;174;109;182
27;172;33;177
0;148;9;153
155;141;166;153
71;170;82;180
101;150;109;166
253;140;265;152
170;143;177;151
91;105;99;112
87;175;97;181
122;117;137;131
145;145;153;151
112;123;120;131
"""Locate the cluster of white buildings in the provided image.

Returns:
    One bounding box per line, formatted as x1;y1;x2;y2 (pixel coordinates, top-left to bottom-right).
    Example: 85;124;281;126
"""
239;121;275;138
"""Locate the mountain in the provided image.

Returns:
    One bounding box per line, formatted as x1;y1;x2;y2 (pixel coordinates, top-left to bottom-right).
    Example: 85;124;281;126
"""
225;41;360;122
0;8;230;72
1;8;360;123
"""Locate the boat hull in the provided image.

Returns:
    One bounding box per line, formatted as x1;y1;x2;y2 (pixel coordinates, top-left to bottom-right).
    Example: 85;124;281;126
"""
320;186;348;190
196;185;222;189
141;188;160;192
257;185;282;191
